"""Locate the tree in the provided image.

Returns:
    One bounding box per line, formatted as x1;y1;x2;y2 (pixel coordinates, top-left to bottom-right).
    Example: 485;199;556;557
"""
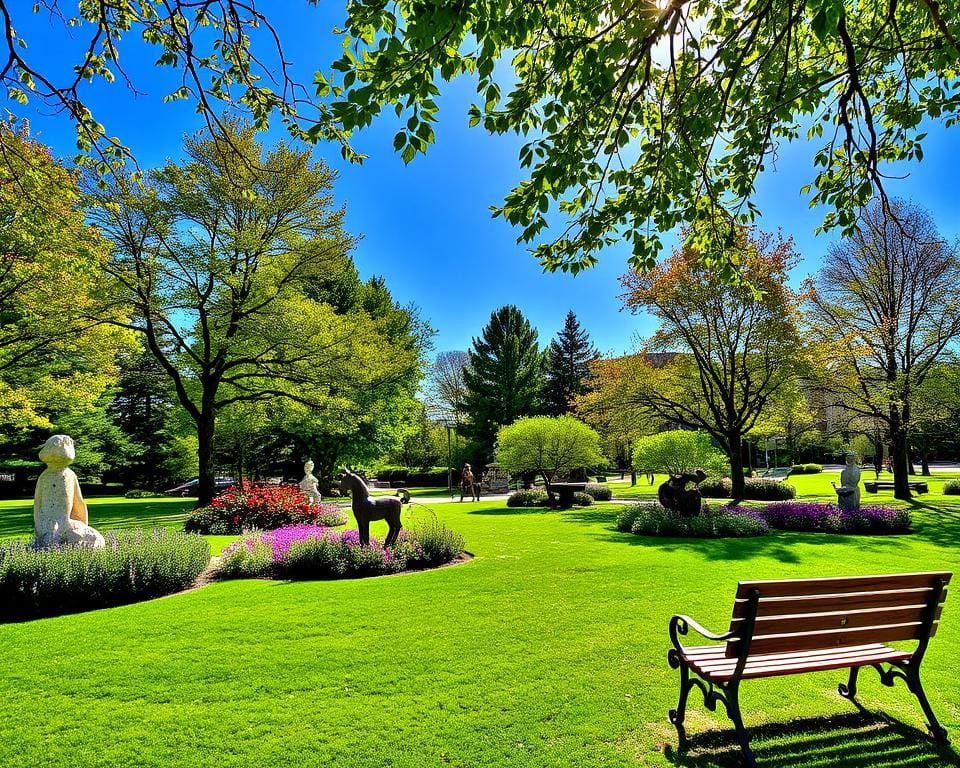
543;311;598;416
807;199;960;500
621;229;806;500
89;122;424;505
463;306;545;462
910;363;960;475
632;431;728;477
496;415;602;502
424;350;470;423
315;1;960;275
9;5;958;279
575;355;660;469
0;123;131;441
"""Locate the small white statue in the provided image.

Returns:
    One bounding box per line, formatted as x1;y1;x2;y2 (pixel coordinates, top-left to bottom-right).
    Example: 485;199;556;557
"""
299;459;322;506
33;435;105;549
833;452;862;512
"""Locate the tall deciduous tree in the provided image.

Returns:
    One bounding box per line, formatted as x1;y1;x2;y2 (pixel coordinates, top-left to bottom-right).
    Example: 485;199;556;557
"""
543;311;598;416
496;415;602;502
463;305;544;462
621;229;806;500
424;350;470;423
807;199;960;499
90;122;424;505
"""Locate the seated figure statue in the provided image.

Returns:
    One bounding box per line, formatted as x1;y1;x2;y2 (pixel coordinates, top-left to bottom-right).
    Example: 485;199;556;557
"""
299;459;322;506
833;452;862;512
33;434;105;548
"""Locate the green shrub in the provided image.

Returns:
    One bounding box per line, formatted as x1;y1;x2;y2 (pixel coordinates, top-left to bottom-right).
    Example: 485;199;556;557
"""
572;492;594;506
0;530;210;619
404;513;466;567
185;483;347;534
583;483;612;501
615;504;647;532
218;539;275;579
625;503;768;538
506;489;550;507
698;477;732;498
943;479;960;495
743;478;797;500
124;488;159;499
790;463;823;474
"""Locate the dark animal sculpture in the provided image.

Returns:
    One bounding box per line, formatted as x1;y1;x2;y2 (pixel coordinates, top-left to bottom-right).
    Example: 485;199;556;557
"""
658;469;708;517
339;469;410;547
459;463;481;502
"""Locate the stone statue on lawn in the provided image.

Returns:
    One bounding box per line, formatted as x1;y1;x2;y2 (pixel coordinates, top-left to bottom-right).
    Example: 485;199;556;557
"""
833;452;862;512
33;435;105;549
299;459;322;506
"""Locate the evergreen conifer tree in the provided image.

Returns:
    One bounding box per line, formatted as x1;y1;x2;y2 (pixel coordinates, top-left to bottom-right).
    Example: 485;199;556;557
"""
543;311;598;415
463;306;544;461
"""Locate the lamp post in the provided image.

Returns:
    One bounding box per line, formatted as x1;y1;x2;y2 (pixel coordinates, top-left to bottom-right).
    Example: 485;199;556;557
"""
446;421;453;498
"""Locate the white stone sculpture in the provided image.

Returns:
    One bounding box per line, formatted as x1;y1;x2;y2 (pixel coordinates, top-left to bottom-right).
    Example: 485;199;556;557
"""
33;435;105;549
833;452;862;512
299;459;322;506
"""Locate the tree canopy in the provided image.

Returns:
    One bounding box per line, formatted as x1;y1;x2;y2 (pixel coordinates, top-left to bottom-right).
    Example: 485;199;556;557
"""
632;430;728;477
5;3;958;275
621;228;806;498
89;121;428;504
807;199;960;499
496;415;602;500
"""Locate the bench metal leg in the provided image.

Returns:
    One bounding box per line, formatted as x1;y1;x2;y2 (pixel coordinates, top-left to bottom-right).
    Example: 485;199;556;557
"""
724;683;757;768
667;654;692;749
875;661;950;743
838;665;861;705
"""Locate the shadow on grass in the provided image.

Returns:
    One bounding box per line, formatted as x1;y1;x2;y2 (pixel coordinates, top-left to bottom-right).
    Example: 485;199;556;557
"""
907;501;960;550
664;711;960;767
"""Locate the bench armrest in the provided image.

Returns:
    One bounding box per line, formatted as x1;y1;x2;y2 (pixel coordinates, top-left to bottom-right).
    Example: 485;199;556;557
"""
669;614;734;656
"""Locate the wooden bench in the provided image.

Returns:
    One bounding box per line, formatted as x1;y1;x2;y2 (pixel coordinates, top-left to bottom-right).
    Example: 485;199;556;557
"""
667;572;951;767
864;480;928;494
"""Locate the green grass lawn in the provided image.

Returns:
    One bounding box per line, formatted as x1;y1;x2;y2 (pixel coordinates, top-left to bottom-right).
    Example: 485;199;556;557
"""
1;491;959;767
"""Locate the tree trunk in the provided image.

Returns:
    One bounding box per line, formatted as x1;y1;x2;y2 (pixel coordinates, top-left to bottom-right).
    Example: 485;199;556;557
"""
728;433;746;501
542;472;555;505
196;409;217;507
889;407;912;501
921;453;931;476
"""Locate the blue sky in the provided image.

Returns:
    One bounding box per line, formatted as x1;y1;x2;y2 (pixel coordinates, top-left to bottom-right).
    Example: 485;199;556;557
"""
18;5;960;358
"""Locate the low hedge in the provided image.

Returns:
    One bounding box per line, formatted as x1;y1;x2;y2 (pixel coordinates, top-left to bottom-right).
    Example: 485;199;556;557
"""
583;483;612;501
0;529;210;620
790;463;823;474
699;477;732;498
743;478;797;500
943;479;960;495
506;489;550;507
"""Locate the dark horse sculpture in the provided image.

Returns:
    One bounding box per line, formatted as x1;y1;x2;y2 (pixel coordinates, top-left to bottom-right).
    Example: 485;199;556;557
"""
658;469;708;517
339;469;410;547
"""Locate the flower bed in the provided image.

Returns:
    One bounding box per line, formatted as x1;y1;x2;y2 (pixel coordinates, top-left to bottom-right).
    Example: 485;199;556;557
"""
762;502;911;534
617;503;769;538
0;529;210;620
218;516;465;580
616;500;912;539
185;483;347;535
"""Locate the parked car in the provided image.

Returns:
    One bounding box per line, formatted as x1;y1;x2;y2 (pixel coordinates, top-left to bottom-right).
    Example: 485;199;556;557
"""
164;476;235;497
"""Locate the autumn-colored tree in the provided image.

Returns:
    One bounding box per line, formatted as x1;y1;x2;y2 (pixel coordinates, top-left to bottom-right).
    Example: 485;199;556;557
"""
807;200;960;500
0;123;130;443
621;229;806;499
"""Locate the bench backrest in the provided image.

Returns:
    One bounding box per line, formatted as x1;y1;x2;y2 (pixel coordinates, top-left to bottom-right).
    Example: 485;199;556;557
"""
725;571;951;657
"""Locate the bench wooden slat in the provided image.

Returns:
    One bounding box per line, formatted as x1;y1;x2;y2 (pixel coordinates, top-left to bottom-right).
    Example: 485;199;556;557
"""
734;571;951;599
685;643;912;681
729;604;943;636
728;620;935;656
731;587;946;619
